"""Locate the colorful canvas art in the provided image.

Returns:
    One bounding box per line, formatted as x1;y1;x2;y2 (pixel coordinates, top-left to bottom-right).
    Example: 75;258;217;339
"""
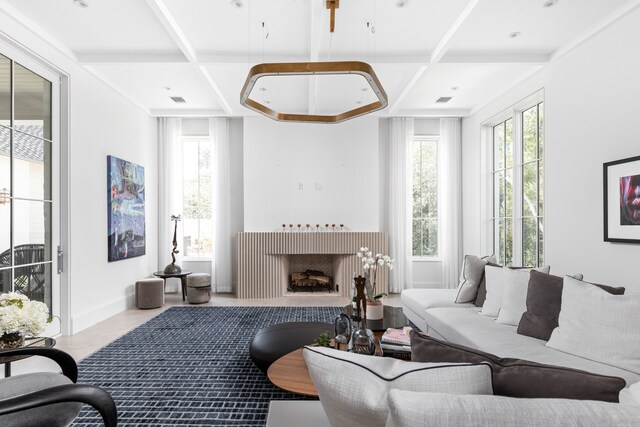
620;173;640;225
107;155;145;261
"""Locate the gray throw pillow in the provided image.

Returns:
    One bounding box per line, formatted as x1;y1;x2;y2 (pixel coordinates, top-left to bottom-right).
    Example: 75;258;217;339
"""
517;271;624;341
410;332;626;402
455;255;490;303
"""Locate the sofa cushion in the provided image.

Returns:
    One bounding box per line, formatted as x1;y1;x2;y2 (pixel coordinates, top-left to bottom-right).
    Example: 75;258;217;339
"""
481;265;550;318
401;288;473;314
455;255;489;303
386;390;640;427
410;332;625;402
547;276;640;375
302;346;493;427
422;306;639;385
517;271;621;341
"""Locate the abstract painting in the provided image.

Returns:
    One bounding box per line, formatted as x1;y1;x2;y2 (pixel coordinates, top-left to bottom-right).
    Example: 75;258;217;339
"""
603;155;640;243
107;155;146;261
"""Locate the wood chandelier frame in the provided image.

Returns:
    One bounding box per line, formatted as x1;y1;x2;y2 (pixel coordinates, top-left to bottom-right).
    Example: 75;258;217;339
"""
239;61;388;124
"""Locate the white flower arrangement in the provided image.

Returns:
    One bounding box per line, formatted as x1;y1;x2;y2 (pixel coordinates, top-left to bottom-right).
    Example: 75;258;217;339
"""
356;246;394;301
0;292;51;337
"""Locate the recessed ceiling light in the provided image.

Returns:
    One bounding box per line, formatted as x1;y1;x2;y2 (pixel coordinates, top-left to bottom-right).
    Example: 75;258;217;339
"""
436;97;452;103
258;87;267;92
230;0;243;8
170;96;186;103
73;0;89;8
396;0;409;8
163;86;171;91
361;88;368;92
543;0;559;8
508;31;521;39
451;86;459;91
356;101;363;104
264;100;271;105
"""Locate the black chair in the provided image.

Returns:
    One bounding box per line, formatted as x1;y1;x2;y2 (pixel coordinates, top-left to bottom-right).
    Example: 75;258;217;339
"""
0;244;46;300
0;347;117;426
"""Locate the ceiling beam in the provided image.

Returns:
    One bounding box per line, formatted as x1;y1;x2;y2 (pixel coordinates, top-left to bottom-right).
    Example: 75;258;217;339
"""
149;108;228;117
145;0;232;115
430;0;482;64
76;51;550;66
388;65;428;115
392;108;472;118
77;52;188;64
307;0;323;115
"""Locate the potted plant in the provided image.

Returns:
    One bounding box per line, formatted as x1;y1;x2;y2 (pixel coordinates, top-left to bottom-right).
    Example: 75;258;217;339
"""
356;246;393;320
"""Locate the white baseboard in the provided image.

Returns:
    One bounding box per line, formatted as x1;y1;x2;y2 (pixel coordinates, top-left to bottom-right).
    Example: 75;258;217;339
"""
71;293;133;334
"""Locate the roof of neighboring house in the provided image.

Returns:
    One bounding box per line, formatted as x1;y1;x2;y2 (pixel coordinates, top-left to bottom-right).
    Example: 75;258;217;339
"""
0;125;46;163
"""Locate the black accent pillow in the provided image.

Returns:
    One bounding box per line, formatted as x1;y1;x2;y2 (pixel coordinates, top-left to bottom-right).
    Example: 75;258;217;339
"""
410;332;625;402
517;271;625;341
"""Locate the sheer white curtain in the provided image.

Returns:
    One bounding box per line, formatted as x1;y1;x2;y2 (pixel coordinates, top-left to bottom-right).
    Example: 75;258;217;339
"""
388;118;414;292
439;118;462;289
158;118;183;290
210;118;232;292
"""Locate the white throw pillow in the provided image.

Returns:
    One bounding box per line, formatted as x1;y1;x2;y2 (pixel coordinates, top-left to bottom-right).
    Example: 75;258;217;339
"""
546;276;640;375
480;265;550;318
302;346;493;427
455;255;491;303
386;390;640;427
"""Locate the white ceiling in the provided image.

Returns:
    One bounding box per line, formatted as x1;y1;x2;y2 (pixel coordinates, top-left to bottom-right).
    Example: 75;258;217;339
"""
1;0;636;118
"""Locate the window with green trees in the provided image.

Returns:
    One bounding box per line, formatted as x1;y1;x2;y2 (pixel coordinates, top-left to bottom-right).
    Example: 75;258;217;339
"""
490;100;544;267
182;137;212;258
412;136;439;257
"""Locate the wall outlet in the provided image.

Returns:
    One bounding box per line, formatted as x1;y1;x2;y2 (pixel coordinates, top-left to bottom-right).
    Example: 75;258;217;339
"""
298;182;304;190
315;182;322;190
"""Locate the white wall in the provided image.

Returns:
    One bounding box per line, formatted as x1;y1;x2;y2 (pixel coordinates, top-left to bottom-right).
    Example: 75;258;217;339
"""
0;12;157;333
243;116;379;232
462;8;640;291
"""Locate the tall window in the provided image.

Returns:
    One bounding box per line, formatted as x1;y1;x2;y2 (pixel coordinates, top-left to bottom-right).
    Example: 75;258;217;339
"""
182;137;213;258
412;136;439;257
490;99;544;266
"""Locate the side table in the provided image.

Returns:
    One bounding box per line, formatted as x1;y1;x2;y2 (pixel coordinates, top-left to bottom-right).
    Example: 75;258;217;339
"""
153;271;192;301
0;336;56;377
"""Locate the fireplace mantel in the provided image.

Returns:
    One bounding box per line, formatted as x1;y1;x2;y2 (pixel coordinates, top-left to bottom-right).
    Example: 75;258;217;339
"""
237;232;389;299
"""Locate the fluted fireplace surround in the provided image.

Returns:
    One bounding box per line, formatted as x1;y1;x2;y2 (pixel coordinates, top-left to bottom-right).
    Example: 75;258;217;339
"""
236;232;389;299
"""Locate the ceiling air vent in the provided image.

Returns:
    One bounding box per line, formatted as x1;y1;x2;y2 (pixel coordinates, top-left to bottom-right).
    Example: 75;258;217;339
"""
170;96;186;103
436;96;452;103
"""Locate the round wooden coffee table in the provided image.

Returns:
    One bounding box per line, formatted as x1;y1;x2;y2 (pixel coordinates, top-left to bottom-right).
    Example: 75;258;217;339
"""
267;348;317;397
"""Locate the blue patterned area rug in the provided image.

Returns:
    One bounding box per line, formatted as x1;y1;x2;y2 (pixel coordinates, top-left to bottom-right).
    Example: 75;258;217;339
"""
71;306;342;426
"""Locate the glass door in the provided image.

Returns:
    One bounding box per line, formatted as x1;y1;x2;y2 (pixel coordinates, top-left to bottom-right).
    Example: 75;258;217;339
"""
0;51;60;336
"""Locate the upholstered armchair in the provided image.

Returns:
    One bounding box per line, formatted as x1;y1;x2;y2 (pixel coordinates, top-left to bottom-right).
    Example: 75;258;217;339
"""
0;347;117;426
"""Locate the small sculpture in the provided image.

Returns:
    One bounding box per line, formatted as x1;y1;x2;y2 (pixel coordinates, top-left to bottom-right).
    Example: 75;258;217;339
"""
164;215;182;274
353;275;367;325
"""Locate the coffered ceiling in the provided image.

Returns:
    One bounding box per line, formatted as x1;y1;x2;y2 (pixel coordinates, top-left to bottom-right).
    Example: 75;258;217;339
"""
0;0;636;118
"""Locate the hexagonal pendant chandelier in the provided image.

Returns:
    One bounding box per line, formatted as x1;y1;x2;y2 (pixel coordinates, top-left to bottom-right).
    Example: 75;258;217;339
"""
240;61;388;124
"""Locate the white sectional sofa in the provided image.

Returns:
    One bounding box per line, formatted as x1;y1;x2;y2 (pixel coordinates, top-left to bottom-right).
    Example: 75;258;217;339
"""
401;288;640;386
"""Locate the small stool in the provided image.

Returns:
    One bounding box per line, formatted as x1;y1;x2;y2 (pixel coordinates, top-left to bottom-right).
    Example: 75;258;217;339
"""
249;322;334;373
135;278;164;309
187;273;212;304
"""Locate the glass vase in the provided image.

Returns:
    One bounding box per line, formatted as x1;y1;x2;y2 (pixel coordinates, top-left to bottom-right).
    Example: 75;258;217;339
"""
0;332;25;350
351;326;376;355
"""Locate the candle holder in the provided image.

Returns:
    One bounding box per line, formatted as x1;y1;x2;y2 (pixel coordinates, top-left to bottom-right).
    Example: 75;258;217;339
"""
289;224;293;232
331;224;336;232
306;224;310;232
297;224;301;232
282;224;286;232
316;224;321;232
340;224;344;232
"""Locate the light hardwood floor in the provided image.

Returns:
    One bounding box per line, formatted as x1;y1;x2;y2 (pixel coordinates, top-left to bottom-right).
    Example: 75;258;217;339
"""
8;291;401;376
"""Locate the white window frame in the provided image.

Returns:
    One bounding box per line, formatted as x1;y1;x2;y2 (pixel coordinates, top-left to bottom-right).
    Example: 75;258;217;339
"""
181;135;213;262
480;90;545;266
411;134;441;262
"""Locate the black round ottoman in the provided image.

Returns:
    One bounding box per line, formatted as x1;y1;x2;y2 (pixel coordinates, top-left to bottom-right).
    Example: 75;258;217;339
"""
249;322;334;373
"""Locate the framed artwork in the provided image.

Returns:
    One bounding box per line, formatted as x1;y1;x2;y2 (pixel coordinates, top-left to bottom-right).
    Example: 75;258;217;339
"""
603;155;640;243
107;155;146;261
